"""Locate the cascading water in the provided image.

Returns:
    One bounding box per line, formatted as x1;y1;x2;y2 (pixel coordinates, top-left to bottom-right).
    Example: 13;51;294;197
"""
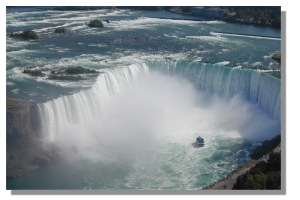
32;60;281;189
37;60;280;141
37;63;149;141
147;60;281;120
6;7;282;190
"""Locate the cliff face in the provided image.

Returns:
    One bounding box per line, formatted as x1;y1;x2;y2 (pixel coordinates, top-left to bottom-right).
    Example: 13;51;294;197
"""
7;99;32;140
6;98;56;178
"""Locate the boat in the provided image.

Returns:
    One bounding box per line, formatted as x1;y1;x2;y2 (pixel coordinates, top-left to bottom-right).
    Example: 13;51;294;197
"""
196;136;205;145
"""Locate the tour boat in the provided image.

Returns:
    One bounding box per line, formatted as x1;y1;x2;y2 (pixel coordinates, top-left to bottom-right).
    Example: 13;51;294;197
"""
196;136;205;145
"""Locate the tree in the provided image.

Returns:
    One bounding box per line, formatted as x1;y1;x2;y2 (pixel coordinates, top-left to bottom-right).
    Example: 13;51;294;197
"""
22;30;38;40
245;175;257;189
254;173;267;189
267;152;281;171
266;171;281;189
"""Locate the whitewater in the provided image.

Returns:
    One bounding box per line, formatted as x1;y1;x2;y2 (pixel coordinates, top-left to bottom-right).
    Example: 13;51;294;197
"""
6;8;281;189
28;60;280;189
38;61;280;143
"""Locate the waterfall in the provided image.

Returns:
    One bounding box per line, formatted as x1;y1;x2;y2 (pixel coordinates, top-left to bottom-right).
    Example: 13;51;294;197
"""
146;60;281;120
37;63;149;141
37;60;280;140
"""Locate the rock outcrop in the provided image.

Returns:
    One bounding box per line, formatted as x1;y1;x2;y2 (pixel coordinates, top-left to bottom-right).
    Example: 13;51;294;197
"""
6;98;58;178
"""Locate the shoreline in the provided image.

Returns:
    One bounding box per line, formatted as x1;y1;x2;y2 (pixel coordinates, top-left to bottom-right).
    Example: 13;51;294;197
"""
203;145;281;190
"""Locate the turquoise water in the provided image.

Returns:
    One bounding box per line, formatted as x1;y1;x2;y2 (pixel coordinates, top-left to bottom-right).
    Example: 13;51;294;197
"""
6;7;281;190
6;7;280;103
7;137;252;190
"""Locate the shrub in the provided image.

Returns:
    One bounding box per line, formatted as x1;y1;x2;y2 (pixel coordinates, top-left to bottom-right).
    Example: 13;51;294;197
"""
266;171;281;189
54;27;68;33
250;135;281;159
267;152;281;172
88;19;104;28
8;30;38;40
272;52;281;62
23;69;45;77
48;74;85;81
233;152;281;190
21;30;38;40
65;66;97;74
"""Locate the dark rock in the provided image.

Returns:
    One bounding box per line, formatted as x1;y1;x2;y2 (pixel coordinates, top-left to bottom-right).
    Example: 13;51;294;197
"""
6;98;61;179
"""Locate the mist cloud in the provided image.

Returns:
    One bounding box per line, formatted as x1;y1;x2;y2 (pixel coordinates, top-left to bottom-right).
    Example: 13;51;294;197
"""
52;71;280;161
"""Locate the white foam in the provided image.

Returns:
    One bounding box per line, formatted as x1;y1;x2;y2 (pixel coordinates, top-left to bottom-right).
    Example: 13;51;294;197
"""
110;17;202;32
252;62;263;67
48;47;71;52
6;49;37;56
203;20;225;24
196;50;212;54
193;57;203;62
186;35;228;43
7;67;32;81
232;66;243;70
88;44;107;48
215;61;230;66
263;55;272;59
211;32;281;41
11;88;20;94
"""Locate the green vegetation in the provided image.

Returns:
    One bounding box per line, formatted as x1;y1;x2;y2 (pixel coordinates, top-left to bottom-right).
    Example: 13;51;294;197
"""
233;135;281;190
22;66;98;81
250;135;281;159
88;19;104;28
272;52;281;62
21;30;38;40
65;66;97;74
223;7;281;29
23;69;45;77
233;152;281;189
54;27;68;33
48;74;85;81
8;30;38;40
